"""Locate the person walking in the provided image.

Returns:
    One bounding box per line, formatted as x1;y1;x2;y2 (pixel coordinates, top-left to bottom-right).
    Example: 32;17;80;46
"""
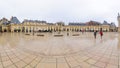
82;29;84;34
67;32;69;36
94;30;97;39
99;28;103;39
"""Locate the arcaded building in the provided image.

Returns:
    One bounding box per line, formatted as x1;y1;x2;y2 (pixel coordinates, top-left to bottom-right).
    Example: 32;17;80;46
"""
0;17;117;33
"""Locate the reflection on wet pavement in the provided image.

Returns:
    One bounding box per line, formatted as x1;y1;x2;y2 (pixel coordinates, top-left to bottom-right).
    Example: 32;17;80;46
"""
0;32;119;68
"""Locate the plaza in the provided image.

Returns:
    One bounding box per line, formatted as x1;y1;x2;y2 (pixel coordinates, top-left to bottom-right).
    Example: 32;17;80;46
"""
0;32;119;68
1;0;120;68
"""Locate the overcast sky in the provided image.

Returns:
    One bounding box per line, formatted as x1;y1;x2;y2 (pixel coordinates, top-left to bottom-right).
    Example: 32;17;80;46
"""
0;0;120;26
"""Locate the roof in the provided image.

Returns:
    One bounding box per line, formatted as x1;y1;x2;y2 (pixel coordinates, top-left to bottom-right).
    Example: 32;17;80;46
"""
23;19;47;23
10;17;20;24
69;22;86;26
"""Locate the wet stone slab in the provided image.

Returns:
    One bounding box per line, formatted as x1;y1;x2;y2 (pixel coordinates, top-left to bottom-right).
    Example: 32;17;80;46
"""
0;32;119;68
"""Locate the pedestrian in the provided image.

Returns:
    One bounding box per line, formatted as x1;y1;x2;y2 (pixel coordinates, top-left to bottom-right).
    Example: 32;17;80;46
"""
82;29;84;34
99;28;103;39
67;32;69;36
94;30;97;39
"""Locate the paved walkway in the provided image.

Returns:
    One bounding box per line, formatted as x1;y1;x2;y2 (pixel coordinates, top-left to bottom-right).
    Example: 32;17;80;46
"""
0;32;119;68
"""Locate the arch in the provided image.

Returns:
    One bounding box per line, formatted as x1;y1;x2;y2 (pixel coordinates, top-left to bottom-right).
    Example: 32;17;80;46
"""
4;29;7;32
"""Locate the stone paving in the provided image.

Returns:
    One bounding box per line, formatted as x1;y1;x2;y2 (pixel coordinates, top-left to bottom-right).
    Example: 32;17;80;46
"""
0;32;119;68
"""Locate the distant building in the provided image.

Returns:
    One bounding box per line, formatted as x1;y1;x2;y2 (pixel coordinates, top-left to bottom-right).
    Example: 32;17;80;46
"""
0;16;117;32
55;22;65;26
68;21;113;32
0;18;10;25
0;18;10;32
109;22;117;32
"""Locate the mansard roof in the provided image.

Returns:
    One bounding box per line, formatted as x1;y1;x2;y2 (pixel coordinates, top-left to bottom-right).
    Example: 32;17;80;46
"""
69;22;86;26
10;16;20;24
23;19;47;23
86;21;101;25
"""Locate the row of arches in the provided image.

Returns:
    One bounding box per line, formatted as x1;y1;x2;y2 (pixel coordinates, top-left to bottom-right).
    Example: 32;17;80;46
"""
12;27;109;32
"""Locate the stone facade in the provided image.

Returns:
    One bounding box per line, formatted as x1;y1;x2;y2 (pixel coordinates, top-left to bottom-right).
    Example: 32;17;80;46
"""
0;17;117;33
